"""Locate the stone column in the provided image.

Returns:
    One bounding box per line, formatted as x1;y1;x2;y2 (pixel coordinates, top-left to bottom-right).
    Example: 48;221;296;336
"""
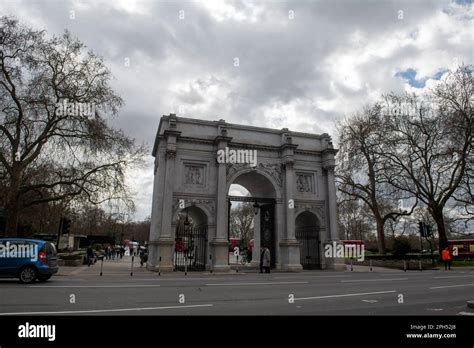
323;146;345;271
147;150;166;271
285;160;296;240
211;133;232;272
279;135;302;271
153;120;181;272
326;166;338;241
161;150;176;238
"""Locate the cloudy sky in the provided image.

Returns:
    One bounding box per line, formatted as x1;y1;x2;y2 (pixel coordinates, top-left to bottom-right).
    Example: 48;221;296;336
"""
1;0;472;220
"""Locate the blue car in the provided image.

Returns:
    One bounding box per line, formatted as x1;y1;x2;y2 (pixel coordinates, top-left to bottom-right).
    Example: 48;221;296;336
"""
0;238;59;283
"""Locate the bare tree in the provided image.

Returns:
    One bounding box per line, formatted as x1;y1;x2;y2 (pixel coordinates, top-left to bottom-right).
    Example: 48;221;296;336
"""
336;105;417;254
230;202;254;245
337;197;373;241
380;65;473;250
0;17;146;236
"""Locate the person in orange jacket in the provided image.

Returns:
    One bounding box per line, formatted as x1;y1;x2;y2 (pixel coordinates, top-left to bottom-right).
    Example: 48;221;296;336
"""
441;247;451;270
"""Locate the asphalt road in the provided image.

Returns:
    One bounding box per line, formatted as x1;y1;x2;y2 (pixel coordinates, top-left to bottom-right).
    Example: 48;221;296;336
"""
1;257;474;316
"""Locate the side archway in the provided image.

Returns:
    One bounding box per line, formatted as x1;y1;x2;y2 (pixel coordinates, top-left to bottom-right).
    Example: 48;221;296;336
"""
295;211;321;269
173;205;208;271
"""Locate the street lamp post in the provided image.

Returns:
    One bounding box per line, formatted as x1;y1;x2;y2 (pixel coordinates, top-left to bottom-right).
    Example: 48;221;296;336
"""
253;201;260;215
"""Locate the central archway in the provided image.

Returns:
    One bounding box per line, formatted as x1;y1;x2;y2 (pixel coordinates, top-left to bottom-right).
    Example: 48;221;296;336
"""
227;169;279;269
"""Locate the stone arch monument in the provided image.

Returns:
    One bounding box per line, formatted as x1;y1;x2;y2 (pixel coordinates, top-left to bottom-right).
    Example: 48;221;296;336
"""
147;114;344;272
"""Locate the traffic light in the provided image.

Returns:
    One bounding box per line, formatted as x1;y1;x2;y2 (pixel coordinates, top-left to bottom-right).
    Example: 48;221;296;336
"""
61;218;71;235
418;221;425;237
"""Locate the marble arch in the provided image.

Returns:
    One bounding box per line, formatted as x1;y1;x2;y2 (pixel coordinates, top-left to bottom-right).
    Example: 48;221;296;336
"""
147;114;344;272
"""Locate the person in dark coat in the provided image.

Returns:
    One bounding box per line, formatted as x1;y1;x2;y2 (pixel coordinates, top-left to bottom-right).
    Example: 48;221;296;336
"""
86;246;94;266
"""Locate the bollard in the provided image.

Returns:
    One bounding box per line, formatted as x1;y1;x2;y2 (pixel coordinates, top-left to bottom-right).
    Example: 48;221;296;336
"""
403;260;407;272
209;254;213;273
350;258;353;272
100;256;104;276
419;259;422;272
236;254;239;273
130;255;134;276
158;256;161;276
369;259;372;272
184;255;187;276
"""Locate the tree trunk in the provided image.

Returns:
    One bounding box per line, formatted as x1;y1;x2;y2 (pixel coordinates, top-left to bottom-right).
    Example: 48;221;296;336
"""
5;169;21;237
432;207;448;252
375;217;386;254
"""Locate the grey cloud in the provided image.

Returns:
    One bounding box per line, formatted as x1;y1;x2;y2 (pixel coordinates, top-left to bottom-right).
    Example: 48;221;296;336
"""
1;0;471;220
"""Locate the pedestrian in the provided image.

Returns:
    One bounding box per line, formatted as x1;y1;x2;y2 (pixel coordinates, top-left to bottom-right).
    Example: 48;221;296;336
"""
139;247;148;267
86;245;94;267
442;247;451;270
259;246;264;273
262;246;271;273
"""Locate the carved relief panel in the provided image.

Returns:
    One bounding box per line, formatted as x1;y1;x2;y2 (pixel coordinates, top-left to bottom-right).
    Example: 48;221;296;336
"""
296;172;315;193
183;163;207;188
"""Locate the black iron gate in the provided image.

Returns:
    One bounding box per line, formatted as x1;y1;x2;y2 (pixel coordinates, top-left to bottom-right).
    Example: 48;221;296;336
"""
295;226;320;269
174;223;207;271
260;203;276;268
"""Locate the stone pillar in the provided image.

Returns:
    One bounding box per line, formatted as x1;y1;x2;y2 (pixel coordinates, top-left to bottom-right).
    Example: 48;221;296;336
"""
161;150;176;238
278;134;302;272
326;166;338;241
323;146;345;271
211;131;232;272
285;160;296;240
147;151;166;270
152;116;181;272
274;201;284;269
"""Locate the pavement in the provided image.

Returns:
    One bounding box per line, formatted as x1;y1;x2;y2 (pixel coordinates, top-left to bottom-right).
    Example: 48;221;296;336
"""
1;255;474;316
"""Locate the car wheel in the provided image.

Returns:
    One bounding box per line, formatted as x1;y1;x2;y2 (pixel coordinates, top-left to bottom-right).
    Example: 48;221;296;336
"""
38;275;52;282
19;266;37;284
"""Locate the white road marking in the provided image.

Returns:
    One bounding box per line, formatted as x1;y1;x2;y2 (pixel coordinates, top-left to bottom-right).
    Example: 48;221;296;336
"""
28;285;161;288
341;278;408;283
458;311;474;316
362;299;378;303
429;283;474;289
206;281;308;286
82;277;235;281
380;272;435;275
294;290;396;301
0;304;213;315
273;275;350;279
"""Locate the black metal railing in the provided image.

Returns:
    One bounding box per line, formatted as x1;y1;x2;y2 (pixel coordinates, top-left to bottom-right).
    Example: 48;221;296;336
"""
174;223;207;271
295;226;320;269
